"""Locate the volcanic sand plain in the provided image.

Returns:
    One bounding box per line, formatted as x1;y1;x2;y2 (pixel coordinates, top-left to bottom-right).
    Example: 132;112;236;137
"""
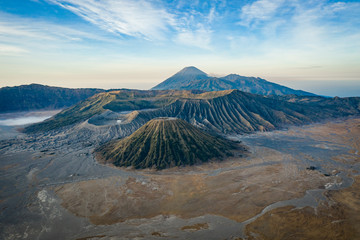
1;118;360;239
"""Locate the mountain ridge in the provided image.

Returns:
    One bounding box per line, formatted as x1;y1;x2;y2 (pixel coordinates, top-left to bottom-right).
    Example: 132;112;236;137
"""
152;67;315;96
133;90;330;134
24;89;360;137
0;84;105;113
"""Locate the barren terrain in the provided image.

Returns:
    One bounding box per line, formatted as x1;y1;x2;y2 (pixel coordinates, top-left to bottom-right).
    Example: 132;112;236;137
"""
1;117;359;239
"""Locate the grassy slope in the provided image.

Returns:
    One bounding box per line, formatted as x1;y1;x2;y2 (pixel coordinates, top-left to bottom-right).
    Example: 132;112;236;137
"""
103;89;204;112
96;118;239;169
135;90;360;134
25;89;360;134
24;92;115;133
0;84;104;113
24;89;205;133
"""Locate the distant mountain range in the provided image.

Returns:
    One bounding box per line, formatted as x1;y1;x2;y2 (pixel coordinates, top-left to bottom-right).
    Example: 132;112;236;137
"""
0;84;104;113
152;66;315;96
1;67;316;113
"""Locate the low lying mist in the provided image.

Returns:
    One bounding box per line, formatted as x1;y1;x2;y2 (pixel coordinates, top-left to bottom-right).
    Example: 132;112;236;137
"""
0;110;61;126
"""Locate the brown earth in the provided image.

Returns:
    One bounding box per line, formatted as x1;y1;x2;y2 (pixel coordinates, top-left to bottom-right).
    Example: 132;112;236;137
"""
54;118;360;239
245;176;360;240
243;119;360;240
286;118;360;165
181;223;209;231
56;151;327;225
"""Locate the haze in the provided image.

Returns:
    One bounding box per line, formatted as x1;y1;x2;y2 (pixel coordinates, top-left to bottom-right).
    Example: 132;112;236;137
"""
0;0;359;96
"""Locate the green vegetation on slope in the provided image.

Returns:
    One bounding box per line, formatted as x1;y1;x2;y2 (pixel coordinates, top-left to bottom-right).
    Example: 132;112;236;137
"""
134;90;360;134
24;88;360;135
102;89;196;112
24;92;115;133
0;84;104;113
24;89;204;133
96;118;239;169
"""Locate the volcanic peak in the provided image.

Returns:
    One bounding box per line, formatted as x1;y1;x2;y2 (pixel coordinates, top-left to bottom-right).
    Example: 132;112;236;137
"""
96;118;239;169
176;66;208;76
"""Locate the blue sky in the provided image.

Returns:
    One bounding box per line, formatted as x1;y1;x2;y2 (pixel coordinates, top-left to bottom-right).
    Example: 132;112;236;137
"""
0;0;360;96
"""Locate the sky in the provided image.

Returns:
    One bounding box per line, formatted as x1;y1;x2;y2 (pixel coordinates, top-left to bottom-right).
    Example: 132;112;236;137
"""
0;0;360;96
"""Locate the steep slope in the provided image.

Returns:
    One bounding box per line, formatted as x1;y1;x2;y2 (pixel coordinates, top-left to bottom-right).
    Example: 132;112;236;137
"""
135;90;360;134
180;77;235;92
152;66;209;90
23;89;203;133
151;67;314;96
24;92;116;133
0;84;104;113
96;118;239;169
24;89;360;137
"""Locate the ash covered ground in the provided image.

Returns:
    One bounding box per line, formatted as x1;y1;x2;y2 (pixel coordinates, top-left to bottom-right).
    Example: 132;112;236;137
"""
1;113;360;240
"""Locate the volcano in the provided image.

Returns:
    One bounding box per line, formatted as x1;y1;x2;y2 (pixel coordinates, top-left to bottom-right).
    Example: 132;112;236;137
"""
96;118;241;169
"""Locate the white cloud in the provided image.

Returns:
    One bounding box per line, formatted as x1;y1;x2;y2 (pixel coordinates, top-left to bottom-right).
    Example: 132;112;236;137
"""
207;6;216;23
289;1;360;49
175;24;212;49
236;0;360;51
45;0;220;48
0;44;29;56
47;0;175;40
0;11;123;57
239;0;285;27
0;22;48;39
0;12;112;43
170;5;216;49
0;2;218;54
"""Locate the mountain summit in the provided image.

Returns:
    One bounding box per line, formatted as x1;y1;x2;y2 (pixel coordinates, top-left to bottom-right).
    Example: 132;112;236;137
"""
176;66;207;76
152;67;315;96
152;66;208;90
95;118;239;169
